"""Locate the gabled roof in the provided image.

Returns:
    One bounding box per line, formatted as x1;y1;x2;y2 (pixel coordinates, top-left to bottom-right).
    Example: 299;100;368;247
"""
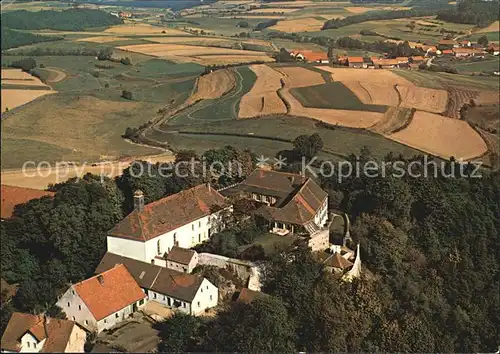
410;56;425;61
166;246;197;265
108;184;227;242
304;52;328;61
1;185;54;219
95;253;207;302
73;264;146;321
325;253;353;269
347;56;364;63
236;288;268;304
442;49;453;54
1;313;76;353
438;39;455;45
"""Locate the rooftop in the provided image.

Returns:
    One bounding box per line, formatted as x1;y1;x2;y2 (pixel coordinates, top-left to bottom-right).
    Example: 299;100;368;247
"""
1;185;54;219
1;313;77;352
347;56;364;63
74;264;146;321
166;246;197;265
108;184;227;242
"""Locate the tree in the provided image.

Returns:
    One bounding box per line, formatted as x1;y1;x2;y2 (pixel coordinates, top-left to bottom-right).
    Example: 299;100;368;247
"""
478;35;489;46
157;313;202;353
237;20;249;28
406;21;416;32
293;133;324;160
120;57;131;65
121;90;133;100
10;58;37;72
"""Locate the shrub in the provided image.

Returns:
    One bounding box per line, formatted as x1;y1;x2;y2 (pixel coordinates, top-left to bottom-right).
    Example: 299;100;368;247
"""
121;90;133;100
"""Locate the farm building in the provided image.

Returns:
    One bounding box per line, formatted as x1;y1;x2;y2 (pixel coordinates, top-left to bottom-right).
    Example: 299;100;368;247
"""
347;57;364;68
441;49;454;56
1;313;86;353
409;56;425;64
372;58;400;68
488;44;500;55
106;184;230;264
220;169;329;239
453;48;486;58
56;265;147;333
460;40;472;47
95;252;218;316
165;246;198;273
395;56;409;64
437;39;458;50
303;52;329;64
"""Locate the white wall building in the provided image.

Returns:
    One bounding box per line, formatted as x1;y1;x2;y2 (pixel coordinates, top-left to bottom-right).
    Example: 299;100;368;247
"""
166;246;199;273
1;313;86;353
107;184;230;264
95;252;219;316
56;265;146;333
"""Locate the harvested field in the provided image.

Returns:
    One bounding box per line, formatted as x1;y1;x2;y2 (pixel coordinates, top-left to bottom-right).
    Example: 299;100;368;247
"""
1;79;47;87
345;7;372;14
239;64;287;118
269;17;326;32
248;8;299;13
474;91;499;105
464;104;499;132
475;21;499;33
370;107;413;134
274;66;325;88
117;43;272;65
104;24;188;35
316;67;414;85
396;85;448;113
143;37;233;45
190;69;236;102
388;111;487;160
1;89;55;112
2;69;39;80
444;87;478;119
76;36;126;43
343;82;400;106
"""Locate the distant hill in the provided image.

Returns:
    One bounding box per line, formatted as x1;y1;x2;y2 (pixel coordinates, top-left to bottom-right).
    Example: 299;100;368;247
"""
1;26;62;50
1;9;123;31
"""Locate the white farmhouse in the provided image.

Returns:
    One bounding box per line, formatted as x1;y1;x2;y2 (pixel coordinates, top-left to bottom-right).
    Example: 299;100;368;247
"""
165;246;199;273
107;184;229;264
95;252;218;316
56;265;146;333
1;313;86;353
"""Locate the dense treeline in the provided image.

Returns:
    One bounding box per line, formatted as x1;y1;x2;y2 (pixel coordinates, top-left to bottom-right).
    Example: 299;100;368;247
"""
1;9;122;31
351;0;404;3
437;0;500;27
155;151;500;353
322;8;436;30
1;26;62;50
255;19;279;30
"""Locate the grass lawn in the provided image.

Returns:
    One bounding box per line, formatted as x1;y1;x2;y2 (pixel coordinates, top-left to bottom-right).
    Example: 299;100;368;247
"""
239;232;298;256
454;58;500;73
291;82;388;113
467;31;500;42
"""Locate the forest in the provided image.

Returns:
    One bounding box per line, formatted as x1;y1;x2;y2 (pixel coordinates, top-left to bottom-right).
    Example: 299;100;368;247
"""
322;8;437;29
1;9;123;31
1;26;62;50
1;145;499;352
437;0;499;27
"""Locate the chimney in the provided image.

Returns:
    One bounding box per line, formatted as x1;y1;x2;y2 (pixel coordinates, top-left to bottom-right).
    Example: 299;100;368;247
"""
133;190;144;212
97;275;104;285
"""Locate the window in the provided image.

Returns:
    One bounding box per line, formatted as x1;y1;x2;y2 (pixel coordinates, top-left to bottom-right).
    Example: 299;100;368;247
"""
206;286;208;290
115;313;119;319
67;302;70;307
84;320;88;325
79;305;82;311
192;224;195;231
197;301;200;307
72;316;75;321
27;343;31;348
198;234;201;242
183;303;186;308
71;290;75;295
153;293;157;299
210;295;212;301
139;299;144;305
199;221;201;228
157;239;161;255
104;319;107;324
201;288;203;293
173;234;178;246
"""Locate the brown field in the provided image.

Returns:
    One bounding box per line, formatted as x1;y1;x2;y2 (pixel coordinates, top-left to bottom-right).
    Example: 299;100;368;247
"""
221;15;286;19
345;81;400;106
444;87;478;119
117;43;271;65
77;36;126;43
274;66;325;88
239;64;287;118
474;91;500;105
269;17;326;32
1;79;48;87
315;67;414;85
143;37;233;45
346;6;411;13
2;69;38;80
370;107;413;134
2;89;55;113
388;111;487;160
396;85;448;113
104;24;189;35
190;69;236;102
248;8;298;13
475;21;499;34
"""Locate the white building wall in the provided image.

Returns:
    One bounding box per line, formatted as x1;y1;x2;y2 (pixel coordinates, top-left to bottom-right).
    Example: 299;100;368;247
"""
63;325;87;353
19;333;44;353
147;290;191;314
95;299;146;333
314;198;329;227
191;279;218;315
107;236;147;262
166;253;198;273
57;287;97;332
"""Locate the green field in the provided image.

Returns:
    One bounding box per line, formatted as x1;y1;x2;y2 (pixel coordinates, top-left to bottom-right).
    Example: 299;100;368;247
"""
467;31;500;42
454;58;500;73
291;82;388;113
150;116;424;161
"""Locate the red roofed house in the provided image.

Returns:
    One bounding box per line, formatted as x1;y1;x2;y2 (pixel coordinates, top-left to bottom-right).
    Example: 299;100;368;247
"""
441;49;454;56
1;185;54;220
488;44;500;56
107;184;230;264
347;56;364;68
56;265;146;333
453;47;486;58
303;51;329;64
1;312;86;352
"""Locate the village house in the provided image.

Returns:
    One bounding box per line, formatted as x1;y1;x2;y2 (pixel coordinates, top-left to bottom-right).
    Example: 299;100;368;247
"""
303;52;329;64
347;56;364;68
441;49;454;56
220;169;329;251
165;246;198;273
1;185;54;220
395;56;409;64
460;40;472;47
106;184;229;264
437;39;457;50
488;44;500;55
235;288;269;304
95;252;218;315
372;58;400;68
453;47;486;58
1;313;86;353
409;56;425;64
56;265;147;333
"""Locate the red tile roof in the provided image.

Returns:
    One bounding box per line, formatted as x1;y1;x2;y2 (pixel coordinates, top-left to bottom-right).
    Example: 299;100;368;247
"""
410;56;425;61
236;288;268;304
347;56;364;63
1;185;54;219
166;246;196;265
325;253;353;269
439;39;455;45
108;184;227;241
73;264;145;321
1;313;76;352
304;52;328;61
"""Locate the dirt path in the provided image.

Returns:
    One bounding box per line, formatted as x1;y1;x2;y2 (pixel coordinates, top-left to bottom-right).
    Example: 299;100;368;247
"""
45;67;67;83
